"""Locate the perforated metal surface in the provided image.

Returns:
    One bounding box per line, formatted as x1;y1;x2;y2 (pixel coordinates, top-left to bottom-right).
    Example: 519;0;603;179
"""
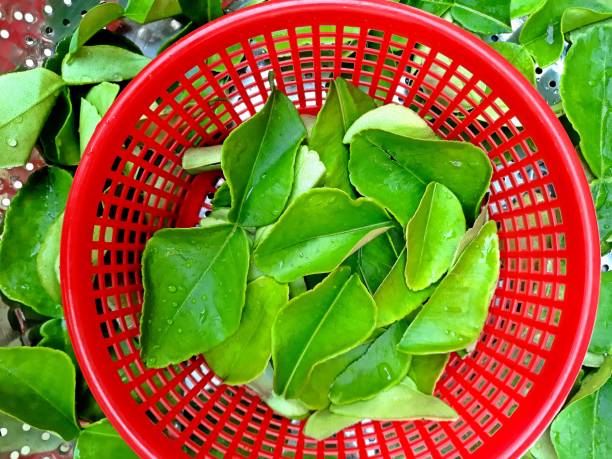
60;1;598;458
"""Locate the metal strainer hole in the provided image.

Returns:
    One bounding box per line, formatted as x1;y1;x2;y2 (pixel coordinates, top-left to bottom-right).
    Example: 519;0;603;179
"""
0;30;10;39
62;18;71;26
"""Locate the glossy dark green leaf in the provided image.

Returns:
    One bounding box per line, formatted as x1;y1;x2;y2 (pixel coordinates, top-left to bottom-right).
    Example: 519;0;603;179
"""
570;357;612;404
356;232;399;293
0;68;65;168
590;179;612;254
125;0;182;24
62;45;151;85
69;3;125;53
272;268;376;398
349;129;492;225
408;354;450;394
520;0;611;67
0;168;72;317
74;419;137;459
343;103;437;144
309;78;376;194
511;0;546;18
223;86;306;227
490;42;536;85
255;189;393;283
299;344;369;410
182;145;222;174
179;0;223;24
560;22;611;178
205;277;288;384
79;82;120;154
550;378;611;459
330;320;412;405
398;220;500;354
405;182;466;291
0;347;79;440
589;271;612;355
44;35;71;74
38;318;77;365
40;87;80;166
331;377;457;421
373;249;436;328
212;182;231;209
303;409;361;441
140;224;249;368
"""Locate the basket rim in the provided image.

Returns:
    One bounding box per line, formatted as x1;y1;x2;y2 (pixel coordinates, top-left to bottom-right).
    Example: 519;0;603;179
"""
60;1;600;458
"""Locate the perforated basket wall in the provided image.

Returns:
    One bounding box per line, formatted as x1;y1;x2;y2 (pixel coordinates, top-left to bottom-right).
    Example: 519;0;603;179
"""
60;1;599;458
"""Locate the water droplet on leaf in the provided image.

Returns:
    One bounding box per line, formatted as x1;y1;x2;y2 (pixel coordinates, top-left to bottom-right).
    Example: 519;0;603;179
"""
167;285;177;293
6;138;17;147
377;363;393;381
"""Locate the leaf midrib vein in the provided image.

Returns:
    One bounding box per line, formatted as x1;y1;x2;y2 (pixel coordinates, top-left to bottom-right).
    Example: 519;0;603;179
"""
283;277;353;396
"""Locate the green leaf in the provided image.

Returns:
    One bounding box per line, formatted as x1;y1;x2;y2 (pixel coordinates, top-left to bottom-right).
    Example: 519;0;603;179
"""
79;82;120;154
182;145;222;174
303;409;361;441
373;249;436;328
527;427;558;459
404;0;452;16
140;224;250;368
331;377;457;421
266;394;310;420
356;232;400;293
158;21;196;53
0;412;64;454
519;0;612;67
44;35;71;74
569;357;612;404
330;320;412;405
204;277;288;384
126;0;182;24
511;0;546;18
0;347;79;441
69;3;125;53
309;78;377;195
550;378;611;459
589;271;612;355
299;343;370;410
38;318;76;365
591;180;612;254
79;99;101;155
74;419;137;459
408;353;450;394
349;129;492;225
0;168;72;317
40;87;80;166
560;21;611;178
405;182;466;291
450;0;512;34
36;212;64;305
398;220;500;354
490;42;536;85
272;268;376;398
179;0;223;24
584;351;605;368
254;189;393;283
211;183;231;210
343;103;437;144
0;68;64;168
62;45;151;85
289;146;326;202
223;86;306;227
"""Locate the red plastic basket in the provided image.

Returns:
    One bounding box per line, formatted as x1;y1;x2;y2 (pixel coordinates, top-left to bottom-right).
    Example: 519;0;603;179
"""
60;1;600;457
